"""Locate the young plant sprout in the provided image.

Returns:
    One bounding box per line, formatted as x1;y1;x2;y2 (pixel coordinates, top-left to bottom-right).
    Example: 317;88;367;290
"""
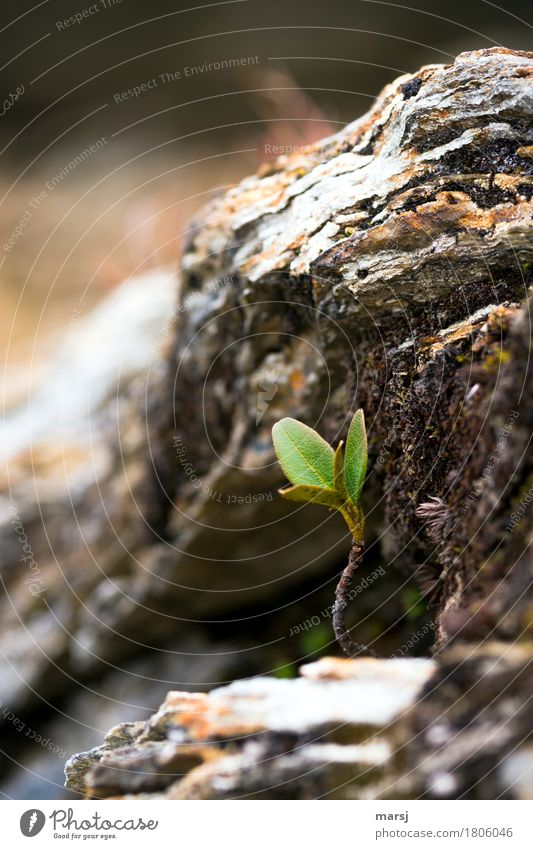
272;410;368;657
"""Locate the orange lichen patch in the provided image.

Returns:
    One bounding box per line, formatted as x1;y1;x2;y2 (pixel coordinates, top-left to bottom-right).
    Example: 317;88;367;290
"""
151;691;264;742
386;175;531;215
416;305;518;364
351;196;466;253
171;702;224;742
287;232;308;252
289;369;306;393
138;691;209;740
419;334;441;344
350;192;532;258
484;306;516;334
241;246;293;277
181;693;274;740
457;198;532;231
223;172;293;217
417;337;469;364
495;174;533;190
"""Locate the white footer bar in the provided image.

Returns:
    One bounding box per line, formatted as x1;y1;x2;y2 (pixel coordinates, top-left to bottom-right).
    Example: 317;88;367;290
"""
3;799;532;848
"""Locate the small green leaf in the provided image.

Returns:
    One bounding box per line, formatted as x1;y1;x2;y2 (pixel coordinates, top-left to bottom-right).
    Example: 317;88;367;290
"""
344;409;367;505
272;418;334;489
279;484;344;510
334;441;348;501
271;412;367;542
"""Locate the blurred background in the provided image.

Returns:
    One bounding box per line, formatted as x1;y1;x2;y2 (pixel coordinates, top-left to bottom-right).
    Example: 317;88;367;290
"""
0;0;531;799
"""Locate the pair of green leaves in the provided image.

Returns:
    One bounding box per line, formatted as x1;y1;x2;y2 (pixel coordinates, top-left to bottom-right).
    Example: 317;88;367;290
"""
271;410;367;540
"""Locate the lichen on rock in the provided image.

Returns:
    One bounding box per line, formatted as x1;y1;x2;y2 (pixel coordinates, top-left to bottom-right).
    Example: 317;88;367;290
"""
66;656;436;799
0;48;532;800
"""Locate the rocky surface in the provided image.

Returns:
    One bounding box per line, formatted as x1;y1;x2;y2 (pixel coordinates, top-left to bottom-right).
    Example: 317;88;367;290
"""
66;646;533;800
1;48;533;798
66;656;436;799
397;642;533;800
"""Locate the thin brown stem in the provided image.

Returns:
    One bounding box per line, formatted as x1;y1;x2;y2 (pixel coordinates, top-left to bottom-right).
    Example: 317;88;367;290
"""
333;539;375;657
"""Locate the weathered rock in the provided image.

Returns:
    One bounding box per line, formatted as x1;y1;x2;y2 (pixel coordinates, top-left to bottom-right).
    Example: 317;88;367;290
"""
67;645;533;800
0;632;246;800
1;50;533;801
66;656;436;799
393;642;533;799
64;722;143;799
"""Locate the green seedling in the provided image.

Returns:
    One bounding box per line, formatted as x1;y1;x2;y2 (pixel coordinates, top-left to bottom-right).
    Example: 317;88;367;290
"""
272;410;369;657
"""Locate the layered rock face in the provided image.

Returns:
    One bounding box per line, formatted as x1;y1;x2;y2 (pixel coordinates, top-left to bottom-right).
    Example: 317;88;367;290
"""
66;656;437;799
67;646;533;800
1;48;532;798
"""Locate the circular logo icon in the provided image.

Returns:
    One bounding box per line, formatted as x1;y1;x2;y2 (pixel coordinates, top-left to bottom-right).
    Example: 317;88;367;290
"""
20;810;46;837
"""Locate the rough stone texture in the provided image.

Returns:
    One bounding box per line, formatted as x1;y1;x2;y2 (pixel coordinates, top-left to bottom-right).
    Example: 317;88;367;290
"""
1;48;533;797
149;47;533;654
66;648;533;800
66;656;436;799
392;641;533;800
